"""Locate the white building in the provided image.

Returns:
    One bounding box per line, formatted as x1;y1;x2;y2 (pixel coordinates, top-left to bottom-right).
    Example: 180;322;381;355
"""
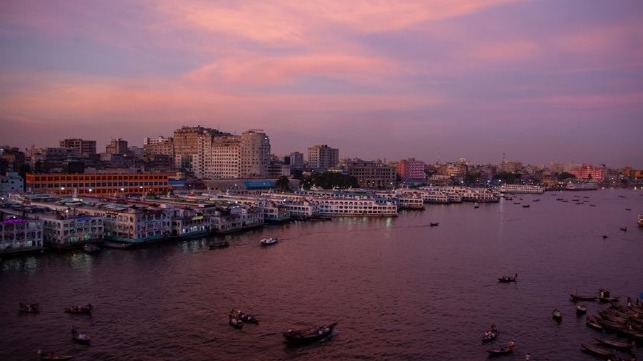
0;213;44;252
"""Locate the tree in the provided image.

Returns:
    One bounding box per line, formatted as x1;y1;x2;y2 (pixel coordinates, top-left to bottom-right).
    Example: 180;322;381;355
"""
301;172;359;190
275;176;291;192
557;172;576;181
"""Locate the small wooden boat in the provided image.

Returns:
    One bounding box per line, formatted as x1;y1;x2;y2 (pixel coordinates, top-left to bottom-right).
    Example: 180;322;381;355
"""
586;316;604;332
65;304;92;314
576;304;587;315
598;288;620;303
283;322;337;345
260;237;279;247
522;204;530;208
481;325;499;343
498;273;517;283
71;326;91;345
233;310;259;324
552;308;562;323
37;350;74;360
579;343;615;358
487;340;515;357
595;337;635;350
208;240;229;249
570;293;597;302
19;302;40;314
82;244;101;254
429;222;439;227
229;312;243;329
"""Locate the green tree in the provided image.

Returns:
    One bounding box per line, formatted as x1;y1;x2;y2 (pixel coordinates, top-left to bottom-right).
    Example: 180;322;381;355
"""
275;176;291;192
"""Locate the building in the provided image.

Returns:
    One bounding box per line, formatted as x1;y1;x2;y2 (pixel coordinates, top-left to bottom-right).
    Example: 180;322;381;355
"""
0;212;44;252
240;130;271;178
144;136;174;158
0;172;23;194
25;172;176;196
1;146;26;174
307;145;339;171
173;126;230;173
396;158;426;184
209;135;240;179
345;159;396;189
59;139;97;157
570;164;605;180
105;138;129;155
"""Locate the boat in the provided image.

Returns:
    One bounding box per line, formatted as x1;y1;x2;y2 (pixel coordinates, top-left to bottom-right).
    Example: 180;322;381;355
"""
260;237;279;247
71;326;91;345
82;244;101;254
283;322;337;345
487;340;515;356
585;316;604;332
208;240;230;249
639;214;643;227
570;293;597;302
430;222;439;227
481;324;499;343
595;337;635;350
576;304;587;315
566;180;599;191
552;308;562;323
498;184;545;194
498;273;517;283
522;204;530;208
233;309;259;324
64;303;92;314
229;311;243;329
598;288;620;303
19;302;40;314
37;350;74;360
579;343;615;358
101;241;131;249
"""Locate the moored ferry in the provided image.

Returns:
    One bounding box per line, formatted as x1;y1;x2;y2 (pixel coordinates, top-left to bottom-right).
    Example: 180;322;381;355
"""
315;198;397;217
499;184;545;194
565;180;599;191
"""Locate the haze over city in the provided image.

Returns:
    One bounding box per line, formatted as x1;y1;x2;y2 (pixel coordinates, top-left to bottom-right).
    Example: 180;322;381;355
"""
1;0;642;167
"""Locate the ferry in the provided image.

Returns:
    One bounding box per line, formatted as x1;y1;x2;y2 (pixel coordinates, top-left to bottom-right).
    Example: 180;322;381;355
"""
315;198;397;217
499;184;545;194
565;180;599;191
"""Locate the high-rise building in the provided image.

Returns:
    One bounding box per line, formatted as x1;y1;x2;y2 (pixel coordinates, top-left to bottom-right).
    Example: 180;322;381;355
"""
209;135;240;179
240;130;271;178
173;126;229;173
59;139;97;157
307;145;339;171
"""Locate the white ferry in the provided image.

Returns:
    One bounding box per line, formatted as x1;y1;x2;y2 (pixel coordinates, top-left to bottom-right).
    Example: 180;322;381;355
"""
315;198;397;217
499;184;545;194
565;180;599;191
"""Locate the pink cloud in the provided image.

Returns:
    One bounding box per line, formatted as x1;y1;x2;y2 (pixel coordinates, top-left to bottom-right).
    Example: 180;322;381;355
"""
521;92;643;108
470;41;540;62
186;53;397;86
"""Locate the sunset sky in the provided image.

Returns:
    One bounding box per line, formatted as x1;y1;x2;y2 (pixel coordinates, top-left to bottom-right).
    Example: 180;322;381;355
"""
1;0;642;167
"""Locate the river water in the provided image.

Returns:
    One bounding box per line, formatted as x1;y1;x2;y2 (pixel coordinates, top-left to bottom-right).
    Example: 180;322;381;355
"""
1;189;642;361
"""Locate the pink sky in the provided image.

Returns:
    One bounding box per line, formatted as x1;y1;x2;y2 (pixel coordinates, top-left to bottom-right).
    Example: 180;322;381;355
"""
1;0;642;167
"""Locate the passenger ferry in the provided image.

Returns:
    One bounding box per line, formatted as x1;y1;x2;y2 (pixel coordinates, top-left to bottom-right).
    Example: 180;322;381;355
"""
499;184;545;194
315;198;397;217
565;180;599;191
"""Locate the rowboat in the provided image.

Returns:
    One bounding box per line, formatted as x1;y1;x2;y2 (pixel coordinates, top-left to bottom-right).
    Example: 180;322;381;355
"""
579;343;615;358
283;322;337;345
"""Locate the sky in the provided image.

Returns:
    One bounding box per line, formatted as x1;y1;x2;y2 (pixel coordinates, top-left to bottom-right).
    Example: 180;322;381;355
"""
1;0;642;168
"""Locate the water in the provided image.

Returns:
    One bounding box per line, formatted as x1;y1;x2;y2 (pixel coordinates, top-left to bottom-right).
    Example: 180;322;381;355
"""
1;189;642;361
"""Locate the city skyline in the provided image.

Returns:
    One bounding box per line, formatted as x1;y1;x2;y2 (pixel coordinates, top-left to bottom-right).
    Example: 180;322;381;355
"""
1;0;642;168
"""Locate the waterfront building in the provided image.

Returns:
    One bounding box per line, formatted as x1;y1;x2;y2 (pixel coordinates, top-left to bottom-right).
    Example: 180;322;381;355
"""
25;172;176;196
396;158;426;185
345;159;396;189
41;211;104;248
570;164;605;181
59;138;97;157
0;212;44;253
307;145;339;171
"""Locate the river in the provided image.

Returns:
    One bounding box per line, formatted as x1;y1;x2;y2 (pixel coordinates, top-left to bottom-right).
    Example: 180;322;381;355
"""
1;188;642;361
